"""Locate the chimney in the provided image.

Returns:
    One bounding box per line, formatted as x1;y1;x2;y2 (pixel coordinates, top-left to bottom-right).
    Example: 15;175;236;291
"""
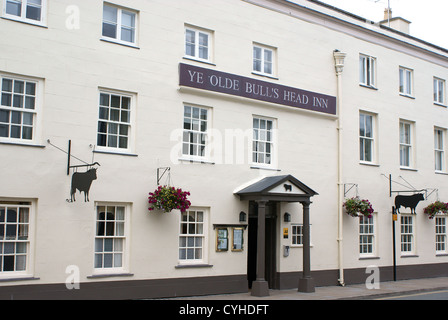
379;7;411;34
384;8;392;21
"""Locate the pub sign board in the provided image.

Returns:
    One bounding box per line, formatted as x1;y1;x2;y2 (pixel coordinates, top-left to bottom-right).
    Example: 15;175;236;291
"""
179;63;337;115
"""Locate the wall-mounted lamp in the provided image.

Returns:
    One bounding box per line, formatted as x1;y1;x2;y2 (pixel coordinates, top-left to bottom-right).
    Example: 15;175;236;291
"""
284;212;291;223
239;211;247;222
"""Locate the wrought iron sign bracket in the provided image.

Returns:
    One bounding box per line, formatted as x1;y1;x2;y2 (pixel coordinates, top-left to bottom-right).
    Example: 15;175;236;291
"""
157;167;171;186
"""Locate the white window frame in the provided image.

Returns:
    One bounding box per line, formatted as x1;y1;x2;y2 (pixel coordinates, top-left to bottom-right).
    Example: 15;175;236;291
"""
291;224;303;247
178;208;208;265
359;54;376;88
359;214;376;257
181;104;210;161
184;26;213;63
101;3;138;47
436;216;448;255
399;66;413;97
435;127;446;173
96;88;135;154
359;112;376;164
252;116;276;168
400;215;415;255
252;43;276;77
0;73;42;145
399;120;414;169
434;77;446;105
0;200;35;279
2;0;46;26
291;223;313;248
93;203;130;275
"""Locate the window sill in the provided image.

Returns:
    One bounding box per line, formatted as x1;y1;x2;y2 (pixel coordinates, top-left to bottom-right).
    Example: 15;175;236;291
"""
359;84;378;90
359;161;380;167
100;38;140;49
93;149;138;157
435;171;448;176
400;166;418;172
434;102;447;108
400;254;419;258
1;16;47;28
0;141;46;148
175;264;213;269
399;93;415;100
182;56;216;66
87;273;134;279
436;253;448;257
178;157;215;164
250;165;280;171
0;276;40;282
251;72;279;80
359;256;380;260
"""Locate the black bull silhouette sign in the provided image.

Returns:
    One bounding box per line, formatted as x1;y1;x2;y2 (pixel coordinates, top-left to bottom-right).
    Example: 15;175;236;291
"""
394;193;425;214
69;168;98;202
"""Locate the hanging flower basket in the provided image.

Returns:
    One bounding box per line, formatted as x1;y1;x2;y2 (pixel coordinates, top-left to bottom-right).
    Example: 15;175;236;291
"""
343;197;374;218
423;201;448;219
148;185;191;213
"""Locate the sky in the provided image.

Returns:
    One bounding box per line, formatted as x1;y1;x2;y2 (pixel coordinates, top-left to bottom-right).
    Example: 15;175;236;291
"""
311;0;448;49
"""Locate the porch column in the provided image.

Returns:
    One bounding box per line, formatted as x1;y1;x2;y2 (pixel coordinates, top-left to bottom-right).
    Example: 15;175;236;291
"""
298;200;315;293
252;200;270;297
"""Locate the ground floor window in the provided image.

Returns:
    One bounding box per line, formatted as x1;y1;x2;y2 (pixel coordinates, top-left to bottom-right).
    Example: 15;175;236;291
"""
291;224;303;246
94;204;127;272
179;209;207;263
359;215;375;256
400;215;415;254
0;201;31;274
436;216;447;254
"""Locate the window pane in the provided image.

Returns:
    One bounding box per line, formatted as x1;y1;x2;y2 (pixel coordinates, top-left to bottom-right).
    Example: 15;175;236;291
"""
103;23;117;39
121;27;135;43
121;11;135;28
6;0;22;16
26;5;41;21
103;5;117;23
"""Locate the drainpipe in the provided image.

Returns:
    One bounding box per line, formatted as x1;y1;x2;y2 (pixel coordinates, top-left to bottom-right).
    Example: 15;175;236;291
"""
333;50;346;287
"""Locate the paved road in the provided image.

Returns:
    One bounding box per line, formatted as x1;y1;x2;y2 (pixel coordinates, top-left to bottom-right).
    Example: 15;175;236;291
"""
376;289;448;300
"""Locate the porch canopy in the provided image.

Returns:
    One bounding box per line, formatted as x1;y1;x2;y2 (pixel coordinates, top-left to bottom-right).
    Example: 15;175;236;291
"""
235;174;318;296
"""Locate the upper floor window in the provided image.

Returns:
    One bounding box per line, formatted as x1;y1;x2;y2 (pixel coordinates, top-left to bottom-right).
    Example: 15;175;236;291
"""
399;67;413;97
399;120;414;168
434;77;446;105
182;105;209;159
252;117;274;166
359;112;375;163
184;26;213;63
3;0;46;25
253;44;275;77
359;54;376;88
97;90;134;152
102;3;137;46
435;128;446;172
0;75;39;143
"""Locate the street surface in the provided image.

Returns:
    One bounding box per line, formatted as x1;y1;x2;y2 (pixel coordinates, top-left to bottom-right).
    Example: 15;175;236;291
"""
376;290;448;300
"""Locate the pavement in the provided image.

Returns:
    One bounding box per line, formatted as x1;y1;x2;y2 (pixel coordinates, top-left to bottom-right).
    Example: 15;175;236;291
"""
172;277;448;300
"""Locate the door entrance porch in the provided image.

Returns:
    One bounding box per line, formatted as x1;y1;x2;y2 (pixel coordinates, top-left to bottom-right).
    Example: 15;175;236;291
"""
235;175;318;297
248;201;278;290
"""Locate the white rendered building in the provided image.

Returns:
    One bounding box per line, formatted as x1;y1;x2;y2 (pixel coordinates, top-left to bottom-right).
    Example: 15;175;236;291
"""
0;0;447;299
